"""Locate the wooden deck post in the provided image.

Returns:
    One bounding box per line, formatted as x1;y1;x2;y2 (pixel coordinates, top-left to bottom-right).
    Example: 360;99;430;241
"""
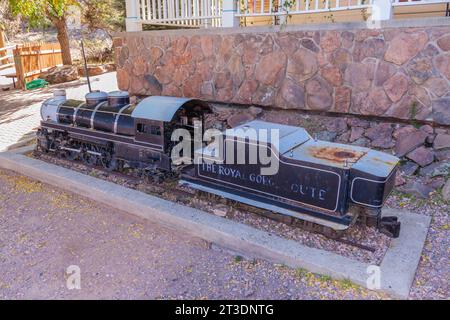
13;45;26;90
0;27;6;64
371;0;393;21
222;0;240;27
125;0;143;31
0;26;6;57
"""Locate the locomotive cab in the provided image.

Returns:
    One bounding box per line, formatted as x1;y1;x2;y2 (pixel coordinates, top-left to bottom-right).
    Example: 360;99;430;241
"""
134;119;165;147
130;95;211;156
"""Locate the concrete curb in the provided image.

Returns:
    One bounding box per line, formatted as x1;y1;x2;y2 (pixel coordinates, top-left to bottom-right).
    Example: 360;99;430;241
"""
5;137;36;152
0;147;431;299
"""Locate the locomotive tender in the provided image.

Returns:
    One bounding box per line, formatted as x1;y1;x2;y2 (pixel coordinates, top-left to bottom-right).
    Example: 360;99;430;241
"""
37;90;401;238
181;120;400;237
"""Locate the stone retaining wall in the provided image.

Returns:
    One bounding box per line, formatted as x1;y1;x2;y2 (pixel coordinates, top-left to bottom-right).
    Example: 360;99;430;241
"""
113;19;450;126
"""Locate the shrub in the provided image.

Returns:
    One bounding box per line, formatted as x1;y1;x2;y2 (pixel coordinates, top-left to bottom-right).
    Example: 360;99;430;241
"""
83;38;113;64
0;0;22;38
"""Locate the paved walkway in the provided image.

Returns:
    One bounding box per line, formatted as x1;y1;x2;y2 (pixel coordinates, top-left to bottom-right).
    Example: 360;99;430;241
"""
0;72;118;152
0;67;15;87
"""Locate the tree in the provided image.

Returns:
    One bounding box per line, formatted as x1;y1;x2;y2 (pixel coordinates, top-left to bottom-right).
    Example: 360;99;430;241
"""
81;0;125;37
0;0;21;38
8;0;77;65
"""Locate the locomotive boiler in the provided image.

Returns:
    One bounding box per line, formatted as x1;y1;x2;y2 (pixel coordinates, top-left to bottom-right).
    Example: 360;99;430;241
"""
37;90;401;238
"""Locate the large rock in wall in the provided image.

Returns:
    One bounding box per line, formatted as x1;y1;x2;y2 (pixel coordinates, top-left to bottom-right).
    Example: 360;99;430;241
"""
113;22;450;125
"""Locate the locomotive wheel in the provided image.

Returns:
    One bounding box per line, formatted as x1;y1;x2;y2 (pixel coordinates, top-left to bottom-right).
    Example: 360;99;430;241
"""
152;174;164;184
100;152;117;172
57;143;78;161
116;160;125;172
48;139;58;152
57;147;78;161
81;151;98;166
37;138;50;153
36;129;50;153
63;150;79;161
140;169;164;184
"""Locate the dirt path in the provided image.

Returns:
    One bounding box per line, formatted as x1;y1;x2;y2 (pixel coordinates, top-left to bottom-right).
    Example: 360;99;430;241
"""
0;169;389;299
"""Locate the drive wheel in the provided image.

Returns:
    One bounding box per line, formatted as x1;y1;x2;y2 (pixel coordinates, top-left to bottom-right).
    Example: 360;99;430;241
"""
57;143;79;161
81;149;98;166
36;129;50;153
37;137;50;153
61;149;79;161
100;151;117;172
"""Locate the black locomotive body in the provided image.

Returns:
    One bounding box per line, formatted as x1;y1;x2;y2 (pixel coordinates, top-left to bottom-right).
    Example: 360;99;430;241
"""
37;90;401;237
38;90;211;173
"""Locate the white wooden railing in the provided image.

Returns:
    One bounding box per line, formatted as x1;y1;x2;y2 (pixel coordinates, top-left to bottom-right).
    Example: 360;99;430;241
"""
138;0;222;27
0;45;15;71
236;0;372;17
392;0;449;6
125;0;450;30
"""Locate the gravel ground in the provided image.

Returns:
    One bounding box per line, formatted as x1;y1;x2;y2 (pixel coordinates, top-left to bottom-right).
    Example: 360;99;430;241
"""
225;209;390;265
0;168;392;300
385;192;449;299
31;151;391;265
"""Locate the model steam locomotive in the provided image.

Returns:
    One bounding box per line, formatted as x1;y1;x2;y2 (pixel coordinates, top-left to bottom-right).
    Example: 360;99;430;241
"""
38;89;211;174
37;90;401;238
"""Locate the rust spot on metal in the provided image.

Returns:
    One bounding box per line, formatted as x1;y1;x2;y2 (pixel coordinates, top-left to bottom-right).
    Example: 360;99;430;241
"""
334;151;356;159
307;146;365;163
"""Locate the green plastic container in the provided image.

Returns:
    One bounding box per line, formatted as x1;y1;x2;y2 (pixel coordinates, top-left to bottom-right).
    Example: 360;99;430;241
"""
25;79;49;90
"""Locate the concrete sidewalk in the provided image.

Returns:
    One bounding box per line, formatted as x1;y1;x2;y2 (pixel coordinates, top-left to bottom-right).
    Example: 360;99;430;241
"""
0;67;15;87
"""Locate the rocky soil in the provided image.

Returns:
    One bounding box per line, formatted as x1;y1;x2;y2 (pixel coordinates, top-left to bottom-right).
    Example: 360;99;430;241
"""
385;193;449;299
39;66;80;84
38;64;116;84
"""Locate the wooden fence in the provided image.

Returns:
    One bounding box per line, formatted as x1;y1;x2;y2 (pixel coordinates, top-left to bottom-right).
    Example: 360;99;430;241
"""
13;42;63;89
0;29;14;71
